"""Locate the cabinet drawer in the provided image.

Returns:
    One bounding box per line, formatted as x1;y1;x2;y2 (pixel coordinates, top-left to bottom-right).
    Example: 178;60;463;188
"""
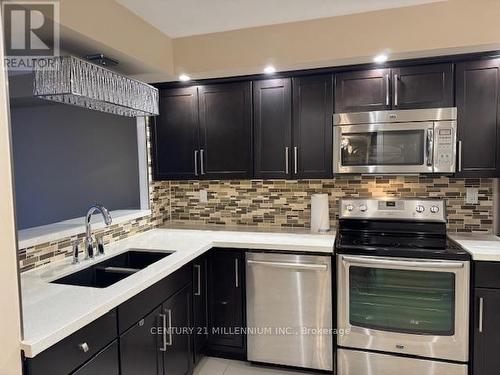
118;264;191;333
475;262;500;288
24;310;117;375
72;340;119;375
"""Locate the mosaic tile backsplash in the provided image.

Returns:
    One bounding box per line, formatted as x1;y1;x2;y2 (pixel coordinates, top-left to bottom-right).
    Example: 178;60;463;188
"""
19;176;494;272
169;176;494;233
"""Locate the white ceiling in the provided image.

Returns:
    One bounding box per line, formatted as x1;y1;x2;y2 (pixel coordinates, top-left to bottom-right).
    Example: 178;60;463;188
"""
117;0;446;38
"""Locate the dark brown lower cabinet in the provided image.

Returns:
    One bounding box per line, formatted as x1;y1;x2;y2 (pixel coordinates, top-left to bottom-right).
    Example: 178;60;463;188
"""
163;285;193;375
474;288;500;375
24;310;118;375
207;249;246;359
193;256;208;365
72;341;119;375
120;306;163;375
120;286;194;375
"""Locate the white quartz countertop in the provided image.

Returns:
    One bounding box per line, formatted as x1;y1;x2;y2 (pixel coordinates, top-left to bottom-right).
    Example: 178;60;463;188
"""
21;227;335;358
449;233;500;261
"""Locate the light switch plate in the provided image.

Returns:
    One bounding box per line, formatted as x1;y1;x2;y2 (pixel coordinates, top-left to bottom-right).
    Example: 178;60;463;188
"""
466;188;478;204
199;189;208;203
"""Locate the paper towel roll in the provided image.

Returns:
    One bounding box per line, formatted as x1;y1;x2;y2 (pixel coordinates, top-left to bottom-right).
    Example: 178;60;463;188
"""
311;194;330;232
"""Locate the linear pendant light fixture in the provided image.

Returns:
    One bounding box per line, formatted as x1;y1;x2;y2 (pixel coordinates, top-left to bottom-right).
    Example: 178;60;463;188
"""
33;56;159;117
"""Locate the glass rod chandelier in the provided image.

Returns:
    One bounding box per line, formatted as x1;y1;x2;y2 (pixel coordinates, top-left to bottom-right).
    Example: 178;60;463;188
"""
33;56;159;117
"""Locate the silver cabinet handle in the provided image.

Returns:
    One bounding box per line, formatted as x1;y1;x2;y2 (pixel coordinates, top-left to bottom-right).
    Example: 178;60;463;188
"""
78;342;90;353
294;147;298;174
159;313;167;351
394;74;399;107
341;255;464;269
426;128;434;166
166;309;172;346
194;150;198;176
247;259;327;271
479;297;484;333
458;140;463;172
200;149;205;175
285;147;289;174
385;74;390;106
235;258;239;288
194;264;201;296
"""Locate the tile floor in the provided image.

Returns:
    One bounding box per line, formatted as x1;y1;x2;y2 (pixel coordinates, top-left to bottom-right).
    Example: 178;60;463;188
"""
193;357;320;375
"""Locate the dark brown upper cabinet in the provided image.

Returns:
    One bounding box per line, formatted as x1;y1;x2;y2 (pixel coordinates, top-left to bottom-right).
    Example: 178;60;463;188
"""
198;82;253;180
456;59;500;177
152;82;253;181
152;87;199;180
253;78;292;179
293;74;334;179
335;68;391;113
335;63;453;113
391;63;453;109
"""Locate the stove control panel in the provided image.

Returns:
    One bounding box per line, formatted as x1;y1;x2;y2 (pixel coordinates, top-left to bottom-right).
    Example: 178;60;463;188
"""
340;198;446;222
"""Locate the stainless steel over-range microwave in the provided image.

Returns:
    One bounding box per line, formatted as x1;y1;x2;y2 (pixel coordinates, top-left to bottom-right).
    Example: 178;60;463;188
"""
333;108;457;174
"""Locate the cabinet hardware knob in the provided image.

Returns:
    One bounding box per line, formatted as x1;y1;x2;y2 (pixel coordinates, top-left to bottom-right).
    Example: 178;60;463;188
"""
78;342;90;353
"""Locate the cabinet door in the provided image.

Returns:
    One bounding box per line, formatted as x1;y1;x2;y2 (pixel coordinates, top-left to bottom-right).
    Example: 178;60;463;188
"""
474;289;500;375
198;82;253;179
335;69;390;113
207;250;245;356
72;341;119;375
456;59;500;177
152;87;199;180
162;284;193;375
253;78;292;179
391;63;453;109
193;256;208;365
293;74;334;179
120;306;162;375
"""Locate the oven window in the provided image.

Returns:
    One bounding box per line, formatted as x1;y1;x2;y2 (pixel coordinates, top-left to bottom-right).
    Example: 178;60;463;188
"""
341;130;425;166
349;267;455;335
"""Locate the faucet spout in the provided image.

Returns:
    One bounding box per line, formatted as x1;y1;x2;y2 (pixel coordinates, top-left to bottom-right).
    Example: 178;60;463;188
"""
85;204;112;259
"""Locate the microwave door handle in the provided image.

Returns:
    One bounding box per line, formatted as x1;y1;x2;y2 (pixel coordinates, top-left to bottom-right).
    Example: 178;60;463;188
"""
385;74;390;107
426;128;434;166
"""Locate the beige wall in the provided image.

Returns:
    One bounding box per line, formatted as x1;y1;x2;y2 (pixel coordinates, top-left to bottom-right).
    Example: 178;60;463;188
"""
0;10;22;375
52;0;500;81
173;0;500;79
57;0;175;81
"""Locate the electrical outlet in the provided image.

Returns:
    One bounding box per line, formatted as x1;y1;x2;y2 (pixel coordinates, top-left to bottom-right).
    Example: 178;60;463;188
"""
466;188;478;204
199;189;208;203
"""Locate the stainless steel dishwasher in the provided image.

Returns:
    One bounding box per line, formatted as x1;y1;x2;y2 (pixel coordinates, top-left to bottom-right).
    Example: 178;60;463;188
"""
246;252;333;371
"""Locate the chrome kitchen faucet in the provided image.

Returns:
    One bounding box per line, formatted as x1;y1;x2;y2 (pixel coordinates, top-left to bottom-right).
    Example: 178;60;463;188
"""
84;204;112;260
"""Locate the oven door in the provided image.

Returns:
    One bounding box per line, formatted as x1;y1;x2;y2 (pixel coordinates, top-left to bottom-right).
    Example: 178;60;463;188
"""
333;122;435;174
337;254;469;362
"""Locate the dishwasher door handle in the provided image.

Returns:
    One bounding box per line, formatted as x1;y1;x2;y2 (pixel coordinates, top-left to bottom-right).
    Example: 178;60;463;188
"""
247;259;327;271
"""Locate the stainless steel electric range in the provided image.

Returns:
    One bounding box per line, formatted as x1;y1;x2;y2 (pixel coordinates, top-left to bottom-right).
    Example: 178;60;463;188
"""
335;198;470;375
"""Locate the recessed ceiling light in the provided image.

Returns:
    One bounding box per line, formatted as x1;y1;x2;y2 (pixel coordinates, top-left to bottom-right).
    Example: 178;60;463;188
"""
373;54;388;64
179;74;191;81
263;65;276;74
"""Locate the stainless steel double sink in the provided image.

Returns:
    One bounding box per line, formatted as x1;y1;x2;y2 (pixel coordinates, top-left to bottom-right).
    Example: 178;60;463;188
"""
51;249;173;288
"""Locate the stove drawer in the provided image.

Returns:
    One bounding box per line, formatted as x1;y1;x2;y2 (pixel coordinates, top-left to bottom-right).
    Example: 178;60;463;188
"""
337;349;468;375
475;262;500;289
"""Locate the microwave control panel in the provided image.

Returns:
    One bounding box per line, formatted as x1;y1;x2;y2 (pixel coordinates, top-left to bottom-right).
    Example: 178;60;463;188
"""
434;121;457;173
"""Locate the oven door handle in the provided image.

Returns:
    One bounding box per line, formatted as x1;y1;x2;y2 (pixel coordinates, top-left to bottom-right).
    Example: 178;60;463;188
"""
341;255;464;269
